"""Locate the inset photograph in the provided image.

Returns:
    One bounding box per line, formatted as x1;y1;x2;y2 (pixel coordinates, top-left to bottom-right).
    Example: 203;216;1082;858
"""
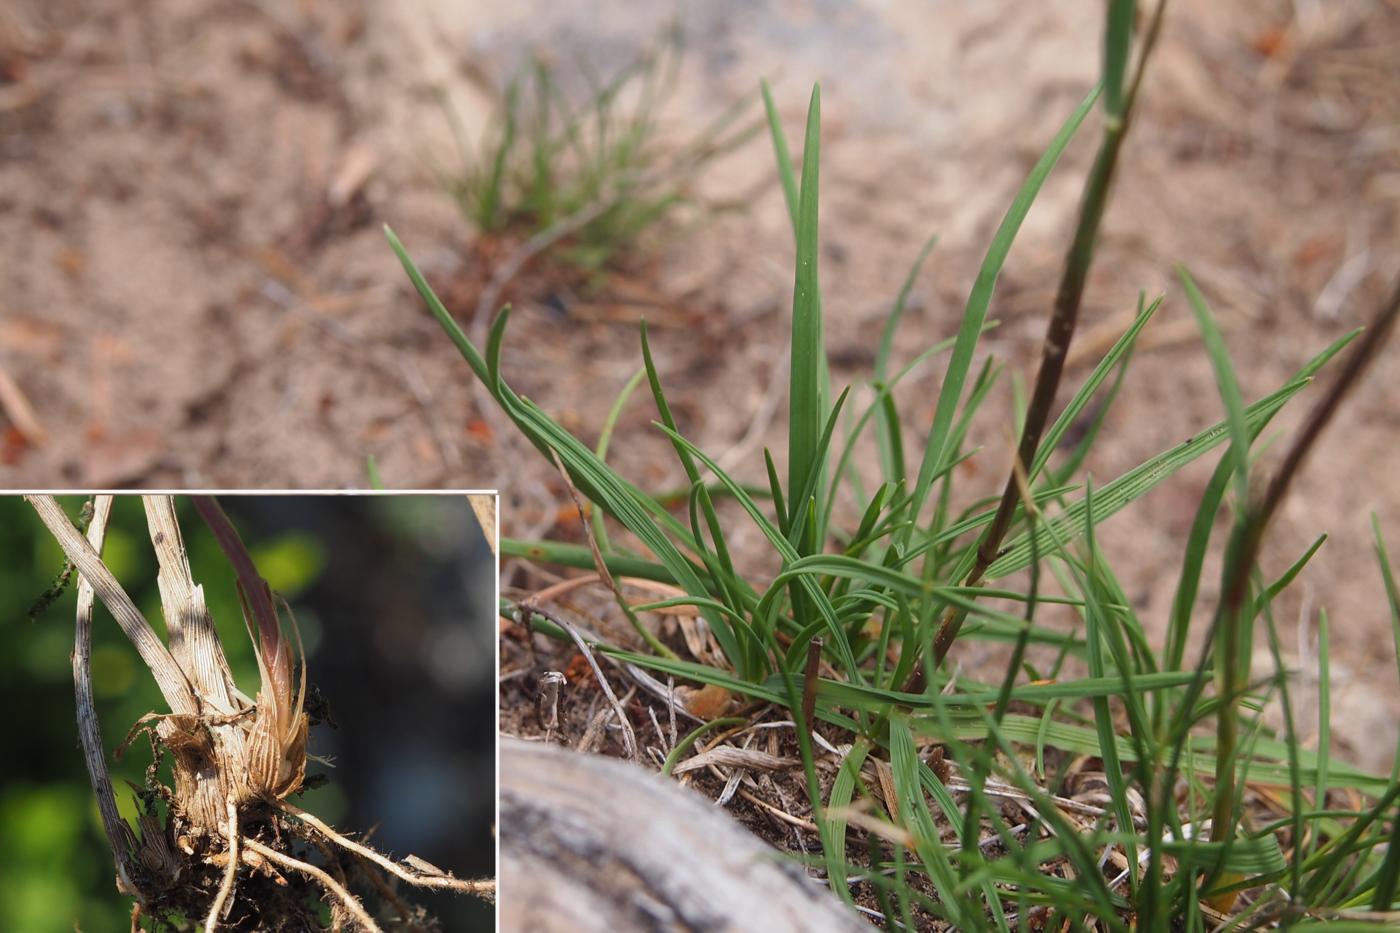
1;494;497;932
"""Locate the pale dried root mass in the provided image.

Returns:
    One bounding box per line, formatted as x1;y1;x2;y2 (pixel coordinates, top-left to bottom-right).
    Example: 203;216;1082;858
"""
25;494;495;932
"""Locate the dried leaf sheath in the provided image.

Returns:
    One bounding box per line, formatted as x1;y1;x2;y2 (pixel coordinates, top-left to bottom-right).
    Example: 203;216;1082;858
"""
192;496;291;705
143;497;240;713
195;495;309;799
241;591;310;799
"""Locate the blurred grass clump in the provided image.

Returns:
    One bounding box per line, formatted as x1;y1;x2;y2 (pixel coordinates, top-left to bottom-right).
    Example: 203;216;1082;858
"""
442;22;757;277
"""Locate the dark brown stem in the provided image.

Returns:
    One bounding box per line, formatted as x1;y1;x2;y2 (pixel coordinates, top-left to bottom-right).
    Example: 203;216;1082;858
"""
1209;273;1400;845
801;636;824;734
924;1;1168;675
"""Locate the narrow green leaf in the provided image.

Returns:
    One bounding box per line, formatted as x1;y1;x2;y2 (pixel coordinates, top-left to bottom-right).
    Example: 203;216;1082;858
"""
875;231;940;384
387;227;746;668
889;717;966;924
1103;0;1137;119
593;367;648;551
788;84;825;532
1032;296;1161;480
1373;515;1400;785
759;79;799;229
905;84;1100;536
988;327;1357;578
1178;266;1250;507
1316;608;1332;827
824;739;871;908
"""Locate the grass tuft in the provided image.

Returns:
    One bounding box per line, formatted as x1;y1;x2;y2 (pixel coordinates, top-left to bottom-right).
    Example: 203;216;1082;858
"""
441;24;757;279
392;1;1400;926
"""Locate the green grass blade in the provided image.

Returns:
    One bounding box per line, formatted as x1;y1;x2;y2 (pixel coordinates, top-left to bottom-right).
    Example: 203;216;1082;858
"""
904;84;1100;535
1178;266;1250;506
387;226;746;666
788;84;825;536
1373;797;1400;910
503;537;676;582
759;79;799;229
592;366;648;551
824;739;871;908
640;321;702;487
1103;0;1137;119
987;327;1358;579
1163;448;1245;678
1258;597;1307;902
904;713;1388;792
1373;515;1400;784
653;424;863;678
1032;295;1161;480
825;332;967;527
1316;608;1332;831
889;716;966;925
875;231;940;385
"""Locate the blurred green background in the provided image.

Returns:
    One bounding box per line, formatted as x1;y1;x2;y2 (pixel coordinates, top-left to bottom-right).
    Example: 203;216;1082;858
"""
0;495;496;932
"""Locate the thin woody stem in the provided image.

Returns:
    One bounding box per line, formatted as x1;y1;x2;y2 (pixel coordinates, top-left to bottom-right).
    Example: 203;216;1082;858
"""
205;795;240;932
924;1;1168;676
1209;273;1400;848
242;837;383;933
279;802;498;901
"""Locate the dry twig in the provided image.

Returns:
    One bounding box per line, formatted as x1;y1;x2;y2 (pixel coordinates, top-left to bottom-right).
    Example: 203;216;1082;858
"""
243;837;383;933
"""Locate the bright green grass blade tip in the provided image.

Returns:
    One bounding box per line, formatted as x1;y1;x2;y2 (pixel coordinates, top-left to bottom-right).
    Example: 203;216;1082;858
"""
788;83;825;525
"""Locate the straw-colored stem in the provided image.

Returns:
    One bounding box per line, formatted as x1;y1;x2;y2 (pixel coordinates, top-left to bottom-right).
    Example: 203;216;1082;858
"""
71;496;144;898
29;495;199;715
205;795;240;932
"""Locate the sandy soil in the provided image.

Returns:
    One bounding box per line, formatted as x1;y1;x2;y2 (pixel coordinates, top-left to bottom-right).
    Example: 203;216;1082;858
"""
2;0;1398;768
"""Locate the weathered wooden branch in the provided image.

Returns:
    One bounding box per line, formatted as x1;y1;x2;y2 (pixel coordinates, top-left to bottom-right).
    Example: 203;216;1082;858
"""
500;737;866;932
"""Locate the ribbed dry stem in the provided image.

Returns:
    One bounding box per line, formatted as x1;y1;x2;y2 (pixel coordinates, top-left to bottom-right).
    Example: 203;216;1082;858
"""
71;496;143;897
468;493;498;558
27;495;199;715
143;496;240;712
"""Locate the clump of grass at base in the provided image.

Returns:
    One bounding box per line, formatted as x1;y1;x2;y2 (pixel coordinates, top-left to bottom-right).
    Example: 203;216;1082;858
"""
391;1;1400;927
441;23;757;277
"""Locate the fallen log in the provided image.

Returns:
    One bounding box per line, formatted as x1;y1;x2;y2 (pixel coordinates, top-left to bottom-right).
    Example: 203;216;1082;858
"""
500;737;868;932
